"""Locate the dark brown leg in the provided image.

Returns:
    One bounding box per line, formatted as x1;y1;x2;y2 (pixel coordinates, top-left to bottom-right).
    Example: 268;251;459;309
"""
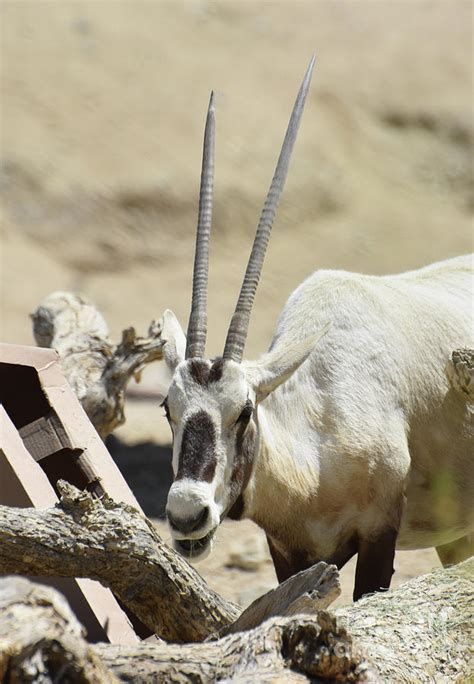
353;527;398;601
266;536;310;583
329;534;358;571
266;534;358;584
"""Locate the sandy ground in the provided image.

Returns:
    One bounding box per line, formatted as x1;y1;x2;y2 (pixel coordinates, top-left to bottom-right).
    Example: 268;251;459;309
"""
1;2;472;606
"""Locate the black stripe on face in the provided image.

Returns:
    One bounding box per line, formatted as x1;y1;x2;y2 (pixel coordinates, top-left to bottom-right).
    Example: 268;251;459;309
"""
227;419;257;520
176;410;217;483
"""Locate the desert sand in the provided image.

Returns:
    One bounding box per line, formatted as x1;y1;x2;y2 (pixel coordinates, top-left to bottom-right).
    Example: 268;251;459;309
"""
1;1;472;606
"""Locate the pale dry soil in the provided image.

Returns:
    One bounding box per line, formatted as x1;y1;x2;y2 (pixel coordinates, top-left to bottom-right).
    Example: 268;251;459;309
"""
152;518;440;608
1;1;470;610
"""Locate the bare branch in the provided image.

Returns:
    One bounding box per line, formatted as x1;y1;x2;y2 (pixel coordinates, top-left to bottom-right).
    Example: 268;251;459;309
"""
0;481;239;642
31;291;164;437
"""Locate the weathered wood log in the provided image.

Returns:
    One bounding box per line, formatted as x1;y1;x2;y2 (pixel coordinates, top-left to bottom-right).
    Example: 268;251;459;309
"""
335;557;474;683
94;558;474;683
94;611;372;683
0;482;343;645
0;576;116;683
0;575;371;682
31;291;164;437
0;481;239;642
221;561;340;637
447;347;474;400
1;555;472;682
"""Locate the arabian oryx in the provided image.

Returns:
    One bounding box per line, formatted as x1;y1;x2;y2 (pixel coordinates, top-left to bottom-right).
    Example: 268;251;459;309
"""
160;56;473;600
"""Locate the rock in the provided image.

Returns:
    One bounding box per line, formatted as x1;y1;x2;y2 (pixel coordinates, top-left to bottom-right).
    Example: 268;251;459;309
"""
226;535;271;572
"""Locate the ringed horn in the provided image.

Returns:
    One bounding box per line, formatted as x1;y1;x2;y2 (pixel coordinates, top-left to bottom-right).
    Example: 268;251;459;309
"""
185;91;216;359
185;55;316;361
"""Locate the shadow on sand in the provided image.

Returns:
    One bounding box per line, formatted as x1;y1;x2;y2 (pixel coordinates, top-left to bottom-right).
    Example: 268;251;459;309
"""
106;435;173;519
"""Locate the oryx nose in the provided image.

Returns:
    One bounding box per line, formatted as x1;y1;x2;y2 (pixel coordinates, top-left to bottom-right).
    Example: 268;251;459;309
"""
167;506;209;535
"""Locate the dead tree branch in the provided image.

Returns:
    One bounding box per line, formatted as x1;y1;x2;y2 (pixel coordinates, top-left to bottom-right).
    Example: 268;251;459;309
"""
0;481;239;642
0;575;371;682
95;558;474;683
94;611;372;683
334;557;474;682
31;291;164;437
0;483;343;644
0;576;116;683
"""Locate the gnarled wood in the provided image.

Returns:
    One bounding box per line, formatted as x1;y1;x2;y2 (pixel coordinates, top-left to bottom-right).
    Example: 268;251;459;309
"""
0;481;239;642
96;559;474;683
335;557;474;683
0;575;371;682
0;576;116;683
0;481;345;646
31;291;164;437
447;347;474;400
94;611;371;683
221;561;340;636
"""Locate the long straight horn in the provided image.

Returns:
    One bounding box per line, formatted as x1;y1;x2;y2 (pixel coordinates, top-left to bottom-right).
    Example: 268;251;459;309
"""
185;91;215;359
223;56;316;362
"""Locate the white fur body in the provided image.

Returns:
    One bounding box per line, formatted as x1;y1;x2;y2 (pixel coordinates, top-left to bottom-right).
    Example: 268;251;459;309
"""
243;254;474;560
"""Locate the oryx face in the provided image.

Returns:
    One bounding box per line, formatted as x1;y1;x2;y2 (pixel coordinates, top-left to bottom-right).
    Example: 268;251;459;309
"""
160;57;317;560
165;357;256;559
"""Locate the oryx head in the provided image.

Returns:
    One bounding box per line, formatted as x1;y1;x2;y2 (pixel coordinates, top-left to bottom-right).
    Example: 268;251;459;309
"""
163;57;318;560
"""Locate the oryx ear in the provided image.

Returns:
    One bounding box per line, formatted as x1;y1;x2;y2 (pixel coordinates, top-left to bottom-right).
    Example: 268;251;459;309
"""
160;309;186;373
243;325;330;403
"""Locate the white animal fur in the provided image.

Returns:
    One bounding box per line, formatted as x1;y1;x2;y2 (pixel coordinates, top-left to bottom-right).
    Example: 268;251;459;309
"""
245;254;474;559
164;254;473;569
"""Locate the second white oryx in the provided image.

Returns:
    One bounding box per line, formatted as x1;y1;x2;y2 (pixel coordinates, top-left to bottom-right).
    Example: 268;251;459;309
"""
160;57;473;599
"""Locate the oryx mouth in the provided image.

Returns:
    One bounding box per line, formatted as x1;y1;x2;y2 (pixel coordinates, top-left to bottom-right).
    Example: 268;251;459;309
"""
174;527;216;558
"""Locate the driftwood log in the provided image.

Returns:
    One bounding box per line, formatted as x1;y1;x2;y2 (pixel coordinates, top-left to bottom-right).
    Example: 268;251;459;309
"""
0;576;371;683
0;483;472;680
0;482;341;643
335;558;474;682
95;558;474;682
0;576;116;683
0;481;239;642
31;291;165;438
1;561;472;683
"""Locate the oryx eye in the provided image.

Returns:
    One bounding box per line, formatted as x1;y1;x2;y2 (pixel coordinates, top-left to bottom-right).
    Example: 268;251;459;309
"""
161;398;171;422
237;399;253;424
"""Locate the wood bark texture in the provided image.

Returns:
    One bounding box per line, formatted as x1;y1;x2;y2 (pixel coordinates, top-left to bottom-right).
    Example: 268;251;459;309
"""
0;576;116;683
3;563;470;683
0;483;346;644
447;347;474;400
0;481;240;642
95;611;373;683
94;558;474;683
1;486;472;682
335;557;474;683
0;575;371;683
220;560;340;636
31;291;165;438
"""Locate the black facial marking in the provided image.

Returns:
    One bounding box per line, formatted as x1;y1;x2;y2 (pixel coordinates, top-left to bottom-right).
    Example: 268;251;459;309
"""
188;357;225;386
161;397;170;422
226;419;257;520
177;410;217;483
237;398;253;424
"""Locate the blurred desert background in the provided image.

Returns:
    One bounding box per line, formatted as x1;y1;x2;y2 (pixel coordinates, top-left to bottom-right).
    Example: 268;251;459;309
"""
1;1;472;606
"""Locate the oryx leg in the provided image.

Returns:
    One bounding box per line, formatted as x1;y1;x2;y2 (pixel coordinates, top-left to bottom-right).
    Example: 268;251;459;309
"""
266;536;310;583
436;533;474;567
267;533;358;584
353;527;398;601
353;494;405;601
